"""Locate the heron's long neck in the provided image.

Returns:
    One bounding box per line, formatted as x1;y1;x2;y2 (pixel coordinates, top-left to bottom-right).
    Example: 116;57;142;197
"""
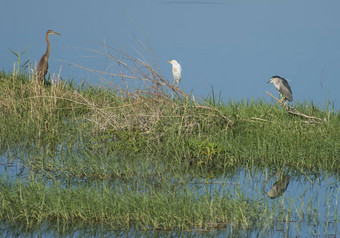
45;33;50;58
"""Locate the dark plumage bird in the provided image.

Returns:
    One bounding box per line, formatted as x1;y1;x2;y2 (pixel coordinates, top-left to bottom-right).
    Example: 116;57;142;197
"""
36;30;61;82
267;75;293;102
267;174;290;199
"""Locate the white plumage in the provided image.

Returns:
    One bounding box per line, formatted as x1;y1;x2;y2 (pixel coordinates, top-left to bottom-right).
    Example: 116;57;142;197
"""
168;60;182;86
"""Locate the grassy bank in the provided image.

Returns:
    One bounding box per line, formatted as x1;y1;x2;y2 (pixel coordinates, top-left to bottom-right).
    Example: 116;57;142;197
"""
0;70;339;232
1;71;339;172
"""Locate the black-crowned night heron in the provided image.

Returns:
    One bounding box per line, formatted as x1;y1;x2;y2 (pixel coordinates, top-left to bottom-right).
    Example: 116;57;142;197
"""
168;60;182;86
267;75;293;102
267;174;290;199
37;30;61;82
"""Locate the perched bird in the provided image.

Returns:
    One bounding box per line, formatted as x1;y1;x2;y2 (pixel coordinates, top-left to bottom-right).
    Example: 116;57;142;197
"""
36;30;61;82
267;75;293;102
168;60;182;87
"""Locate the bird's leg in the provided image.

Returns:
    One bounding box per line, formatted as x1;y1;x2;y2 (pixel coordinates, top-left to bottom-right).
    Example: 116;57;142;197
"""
281;96;289;110
278;93;284;104
278;93;289;110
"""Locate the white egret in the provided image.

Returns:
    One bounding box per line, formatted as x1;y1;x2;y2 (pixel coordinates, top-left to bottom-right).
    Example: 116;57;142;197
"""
168;60;182;87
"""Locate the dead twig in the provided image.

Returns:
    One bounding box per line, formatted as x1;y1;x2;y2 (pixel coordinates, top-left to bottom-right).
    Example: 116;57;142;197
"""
194;104;233;127
265;91;287;109
265;91;325;122
287;107;326;122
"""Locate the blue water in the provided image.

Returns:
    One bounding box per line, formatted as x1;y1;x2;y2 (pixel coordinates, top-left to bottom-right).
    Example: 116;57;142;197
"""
1;0;340;110
1;154;339;237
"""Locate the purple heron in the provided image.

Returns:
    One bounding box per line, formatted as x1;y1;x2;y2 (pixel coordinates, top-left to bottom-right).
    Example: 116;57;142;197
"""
36;30;61;82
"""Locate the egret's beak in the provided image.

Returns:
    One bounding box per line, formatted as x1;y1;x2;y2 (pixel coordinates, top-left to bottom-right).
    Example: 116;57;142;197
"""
168;61;172;64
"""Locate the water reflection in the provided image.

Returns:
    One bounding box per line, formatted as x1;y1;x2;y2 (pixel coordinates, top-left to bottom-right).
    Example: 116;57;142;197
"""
0;154;25;182
0;151;339;237
1;220;258;238
266;174;290;199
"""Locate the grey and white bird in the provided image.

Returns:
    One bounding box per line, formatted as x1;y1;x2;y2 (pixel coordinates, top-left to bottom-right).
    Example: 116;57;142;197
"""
168;60;182;87
267;75;293;102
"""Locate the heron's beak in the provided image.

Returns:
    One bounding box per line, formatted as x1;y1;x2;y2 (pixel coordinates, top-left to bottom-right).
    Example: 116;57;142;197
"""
53;32;61;36
267;80;272;84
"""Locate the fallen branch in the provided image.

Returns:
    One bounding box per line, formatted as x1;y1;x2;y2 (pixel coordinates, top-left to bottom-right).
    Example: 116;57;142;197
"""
265;91;287;109
195;104;233;127
286;107;326;122
265;91;325;122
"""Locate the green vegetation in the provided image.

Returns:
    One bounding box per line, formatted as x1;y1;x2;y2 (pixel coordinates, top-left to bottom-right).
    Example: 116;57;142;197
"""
0;69;339;233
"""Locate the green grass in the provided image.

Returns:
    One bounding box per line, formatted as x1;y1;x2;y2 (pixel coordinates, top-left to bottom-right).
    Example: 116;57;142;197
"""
0;70;339;232
1;71;339;172
0;177;263;230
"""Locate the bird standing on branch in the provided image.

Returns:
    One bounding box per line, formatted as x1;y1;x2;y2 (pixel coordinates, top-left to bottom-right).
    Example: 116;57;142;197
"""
168;60;182;87
267;75;293;103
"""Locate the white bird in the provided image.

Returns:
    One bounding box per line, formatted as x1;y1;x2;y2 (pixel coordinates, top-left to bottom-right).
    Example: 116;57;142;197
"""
168;60;182;87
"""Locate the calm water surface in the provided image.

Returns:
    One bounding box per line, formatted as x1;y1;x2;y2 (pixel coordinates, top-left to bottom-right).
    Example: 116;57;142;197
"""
1;157;339;237
1;0;340;109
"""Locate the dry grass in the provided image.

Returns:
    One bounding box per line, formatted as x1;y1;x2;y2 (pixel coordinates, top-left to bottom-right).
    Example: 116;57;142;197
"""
64;44;234;135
